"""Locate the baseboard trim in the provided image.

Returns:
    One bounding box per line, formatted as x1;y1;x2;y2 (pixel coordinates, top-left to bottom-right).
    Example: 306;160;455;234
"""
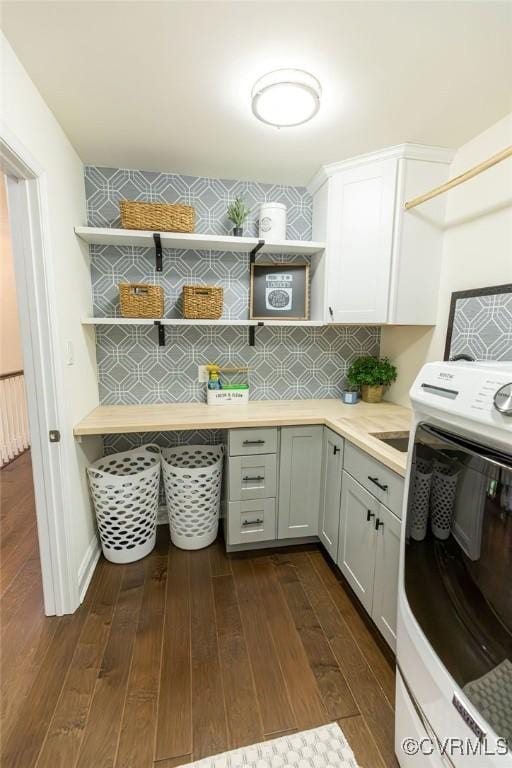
78;534;101;603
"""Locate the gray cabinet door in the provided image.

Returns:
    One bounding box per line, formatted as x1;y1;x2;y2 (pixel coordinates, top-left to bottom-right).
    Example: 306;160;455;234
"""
278;426;322;539
337;471;378;614
319;429;344;560
371;502;401;651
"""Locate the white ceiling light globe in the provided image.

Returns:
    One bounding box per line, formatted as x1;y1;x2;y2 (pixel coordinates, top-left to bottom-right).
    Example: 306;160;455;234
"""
251;69;321;128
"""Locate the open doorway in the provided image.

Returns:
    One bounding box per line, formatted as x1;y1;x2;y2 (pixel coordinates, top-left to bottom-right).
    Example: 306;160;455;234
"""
0;134;79;617
0;171;42;609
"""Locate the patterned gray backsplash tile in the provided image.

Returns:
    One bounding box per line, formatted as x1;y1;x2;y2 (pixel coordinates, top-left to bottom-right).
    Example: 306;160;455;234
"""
85;166;312;239
85;166;381;410
104;429;224;456
91;245;308;321
449;291;512;361
96;324;380;404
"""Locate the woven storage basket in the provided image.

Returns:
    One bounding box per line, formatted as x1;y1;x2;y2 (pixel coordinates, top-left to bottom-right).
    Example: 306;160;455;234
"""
119;283;164;318
183;285;223;319
120;200;194;233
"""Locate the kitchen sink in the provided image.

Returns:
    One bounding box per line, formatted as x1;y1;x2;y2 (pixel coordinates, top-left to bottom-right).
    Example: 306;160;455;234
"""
372;431;410;453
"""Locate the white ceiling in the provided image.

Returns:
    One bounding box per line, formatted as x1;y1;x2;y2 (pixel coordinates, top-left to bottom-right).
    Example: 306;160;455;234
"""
2;1;512;185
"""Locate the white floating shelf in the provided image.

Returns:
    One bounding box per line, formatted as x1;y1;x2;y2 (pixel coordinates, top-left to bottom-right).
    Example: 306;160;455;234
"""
82;317;324;327
74;226;325;256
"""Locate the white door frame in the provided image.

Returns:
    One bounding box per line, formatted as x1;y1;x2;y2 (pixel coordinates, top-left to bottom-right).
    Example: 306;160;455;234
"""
1;123;78;615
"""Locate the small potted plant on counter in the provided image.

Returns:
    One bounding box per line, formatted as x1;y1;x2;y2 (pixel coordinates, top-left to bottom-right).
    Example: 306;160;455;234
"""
227;197;249;237
346;356;397;403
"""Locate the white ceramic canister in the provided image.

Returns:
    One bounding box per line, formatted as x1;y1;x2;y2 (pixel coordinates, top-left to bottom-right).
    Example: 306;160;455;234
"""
258;202;287;240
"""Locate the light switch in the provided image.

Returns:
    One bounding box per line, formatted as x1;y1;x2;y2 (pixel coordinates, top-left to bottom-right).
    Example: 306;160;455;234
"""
66;341;74;366
198;365;209;383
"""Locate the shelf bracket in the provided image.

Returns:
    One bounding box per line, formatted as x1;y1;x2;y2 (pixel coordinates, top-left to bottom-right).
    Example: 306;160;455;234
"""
154;320;165;346
248;321;264;347
249;239;265;265
248;241;265;346
153;233;163;272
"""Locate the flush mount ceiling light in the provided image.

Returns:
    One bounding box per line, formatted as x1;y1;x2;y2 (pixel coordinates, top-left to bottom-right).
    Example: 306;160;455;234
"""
251;69;321;128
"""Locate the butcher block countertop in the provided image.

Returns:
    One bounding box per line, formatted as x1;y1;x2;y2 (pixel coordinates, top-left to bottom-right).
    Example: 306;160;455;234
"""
74;399;411;476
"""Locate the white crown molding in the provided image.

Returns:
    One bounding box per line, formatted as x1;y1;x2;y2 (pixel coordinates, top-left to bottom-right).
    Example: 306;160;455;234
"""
307;143;456;194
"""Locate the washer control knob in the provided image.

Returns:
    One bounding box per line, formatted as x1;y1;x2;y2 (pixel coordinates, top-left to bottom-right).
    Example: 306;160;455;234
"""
493;383;512;416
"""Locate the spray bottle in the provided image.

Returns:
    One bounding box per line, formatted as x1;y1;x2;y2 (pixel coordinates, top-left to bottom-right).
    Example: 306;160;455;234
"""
206;364;222;390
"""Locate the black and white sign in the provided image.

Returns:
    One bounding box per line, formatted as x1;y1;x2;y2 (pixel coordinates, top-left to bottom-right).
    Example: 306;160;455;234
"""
250;263;309;320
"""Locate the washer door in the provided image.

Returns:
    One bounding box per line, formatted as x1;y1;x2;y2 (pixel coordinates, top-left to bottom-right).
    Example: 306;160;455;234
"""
404;422;512;745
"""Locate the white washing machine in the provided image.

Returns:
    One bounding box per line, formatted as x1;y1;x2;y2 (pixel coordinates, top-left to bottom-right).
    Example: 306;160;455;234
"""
396;361;512;767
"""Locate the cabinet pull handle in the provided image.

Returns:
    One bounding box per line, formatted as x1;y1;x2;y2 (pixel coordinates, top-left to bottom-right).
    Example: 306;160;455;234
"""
243;439;265;446
242;519;263;527
368;475;388;491
243;475;264;482
329;306;334;319
333;445;341;455
366;509;375;522
375;518;384;531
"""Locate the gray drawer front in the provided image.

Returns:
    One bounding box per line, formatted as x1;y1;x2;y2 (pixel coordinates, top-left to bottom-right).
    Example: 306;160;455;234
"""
228;428;278;456
228;454;277;501
344;443;404;518
227;498;276;545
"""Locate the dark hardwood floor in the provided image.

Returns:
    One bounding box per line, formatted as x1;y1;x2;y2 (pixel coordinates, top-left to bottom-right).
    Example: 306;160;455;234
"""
1;452;398;767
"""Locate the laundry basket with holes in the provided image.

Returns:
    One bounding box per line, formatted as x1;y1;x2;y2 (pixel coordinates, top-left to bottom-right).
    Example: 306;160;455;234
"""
87;445;161;564
430;460;460;540
410;455;433;541
161;445;224;550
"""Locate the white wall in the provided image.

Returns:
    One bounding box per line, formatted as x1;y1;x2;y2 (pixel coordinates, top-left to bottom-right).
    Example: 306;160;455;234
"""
382;113;512;406
0;173;23;374
1;33;102;606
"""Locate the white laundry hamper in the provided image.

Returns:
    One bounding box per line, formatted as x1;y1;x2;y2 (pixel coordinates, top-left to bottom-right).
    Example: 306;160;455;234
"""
161;444;223;550
87;445;161;564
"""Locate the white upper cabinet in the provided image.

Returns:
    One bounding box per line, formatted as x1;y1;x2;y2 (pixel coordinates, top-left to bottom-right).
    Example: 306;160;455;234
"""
310;144;454;325
326;159;397;324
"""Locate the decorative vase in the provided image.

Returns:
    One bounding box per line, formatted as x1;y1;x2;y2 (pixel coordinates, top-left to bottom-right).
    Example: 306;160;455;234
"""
232;227;243;237
361;384;384;403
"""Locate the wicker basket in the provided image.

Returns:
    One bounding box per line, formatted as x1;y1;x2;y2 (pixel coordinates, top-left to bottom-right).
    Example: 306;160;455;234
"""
183;285;223;319
120;200;195;233
119;283;164;318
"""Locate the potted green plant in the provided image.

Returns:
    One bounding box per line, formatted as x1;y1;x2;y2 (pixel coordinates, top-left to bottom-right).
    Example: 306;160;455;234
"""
346;356;397;403
227;197;249;237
